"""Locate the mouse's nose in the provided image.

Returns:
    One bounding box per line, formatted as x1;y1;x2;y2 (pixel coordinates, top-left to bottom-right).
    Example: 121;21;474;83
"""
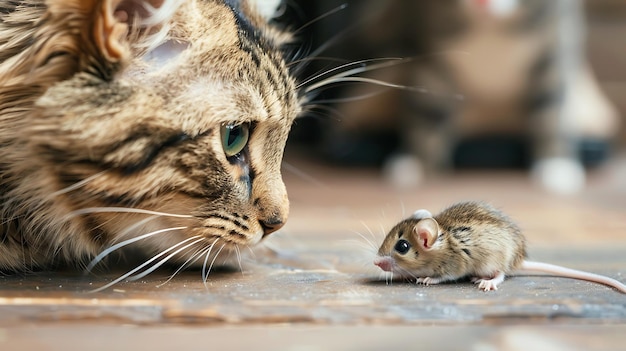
260;216;285;237
374;257;394;272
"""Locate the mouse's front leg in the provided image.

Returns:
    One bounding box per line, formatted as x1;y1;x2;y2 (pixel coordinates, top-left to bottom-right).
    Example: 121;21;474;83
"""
472;271;505;291
416;275;459;286
416;277;443;286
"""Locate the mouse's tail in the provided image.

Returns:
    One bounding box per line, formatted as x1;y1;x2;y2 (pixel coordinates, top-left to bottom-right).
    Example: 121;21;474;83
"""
520;260;626;294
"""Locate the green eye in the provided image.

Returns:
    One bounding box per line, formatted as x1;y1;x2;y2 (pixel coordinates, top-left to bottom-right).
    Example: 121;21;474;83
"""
221;123;249;158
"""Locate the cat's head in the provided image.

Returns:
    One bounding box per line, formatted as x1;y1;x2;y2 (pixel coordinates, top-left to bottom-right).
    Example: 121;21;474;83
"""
21;0;300;264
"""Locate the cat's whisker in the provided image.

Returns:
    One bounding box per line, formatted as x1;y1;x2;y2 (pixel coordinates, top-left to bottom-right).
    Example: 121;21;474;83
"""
296;59;385;96
300;103;344;121
287;56;349;69
202;239;220;285
243;245;257;263
49;171;107;198
301;21;363;66
282;29;310;62
112;215;160;244
128;237;205;282
291;3;348;35
234;245;244;275
297;57;404;91
156;243;210;288
86;226;187;272
88;235;203;293
306;88;392;105
68;207;193;219
204;242;227;285
305;76;432;97
82;212;158;258
294;59;403;112
299;52;473;101
300;49;470;86
245;245;255;257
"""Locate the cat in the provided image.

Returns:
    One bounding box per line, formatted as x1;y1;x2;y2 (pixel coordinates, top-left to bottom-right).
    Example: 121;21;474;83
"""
0;0;301;278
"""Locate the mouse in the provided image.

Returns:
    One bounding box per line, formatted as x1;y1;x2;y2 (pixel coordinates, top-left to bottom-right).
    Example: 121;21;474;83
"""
373;201;626;293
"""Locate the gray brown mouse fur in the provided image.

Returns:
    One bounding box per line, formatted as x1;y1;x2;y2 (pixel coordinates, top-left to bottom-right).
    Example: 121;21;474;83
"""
374;201;626;293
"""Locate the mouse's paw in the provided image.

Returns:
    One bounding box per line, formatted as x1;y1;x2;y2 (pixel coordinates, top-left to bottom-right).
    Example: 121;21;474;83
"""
416;277;441;286
472;272;505;292
474;279;498;291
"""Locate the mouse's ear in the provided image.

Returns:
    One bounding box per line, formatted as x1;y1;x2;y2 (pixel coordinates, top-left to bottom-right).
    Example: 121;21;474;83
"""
413;218;440;251
412;209;433;220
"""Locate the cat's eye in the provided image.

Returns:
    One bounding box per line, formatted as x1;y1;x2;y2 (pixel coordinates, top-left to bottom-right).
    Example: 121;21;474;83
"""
394;239;411;255
221;123;250;158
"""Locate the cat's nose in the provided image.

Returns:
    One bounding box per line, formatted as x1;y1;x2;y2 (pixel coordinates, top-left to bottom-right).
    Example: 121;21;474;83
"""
253;178;289;237
260;216;285;236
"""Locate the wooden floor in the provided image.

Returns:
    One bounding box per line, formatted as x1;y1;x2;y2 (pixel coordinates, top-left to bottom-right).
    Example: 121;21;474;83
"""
1;153;626;350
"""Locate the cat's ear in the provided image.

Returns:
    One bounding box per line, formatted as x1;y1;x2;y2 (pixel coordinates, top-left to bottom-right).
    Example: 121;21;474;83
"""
47;0;180;63
97;0;181;61
412;218;440;251
93;0;133;62
250;0;283;20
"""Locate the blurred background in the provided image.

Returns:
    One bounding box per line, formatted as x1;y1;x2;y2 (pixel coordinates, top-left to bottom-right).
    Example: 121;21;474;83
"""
274;0;626;194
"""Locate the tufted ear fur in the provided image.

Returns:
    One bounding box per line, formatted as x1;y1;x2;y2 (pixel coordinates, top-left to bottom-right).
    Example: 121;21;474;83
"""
250;0;283;20
413;218;440;251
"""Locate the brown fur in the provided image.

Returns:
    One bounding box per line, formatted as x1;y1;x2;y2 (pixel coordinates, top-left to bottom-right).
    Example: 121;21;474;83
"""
0;0;300;272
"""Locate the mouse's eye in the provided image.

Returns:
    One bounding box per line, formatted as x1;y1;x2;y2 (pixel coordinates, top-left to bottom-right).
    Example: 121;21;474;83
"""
394;239;411;255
